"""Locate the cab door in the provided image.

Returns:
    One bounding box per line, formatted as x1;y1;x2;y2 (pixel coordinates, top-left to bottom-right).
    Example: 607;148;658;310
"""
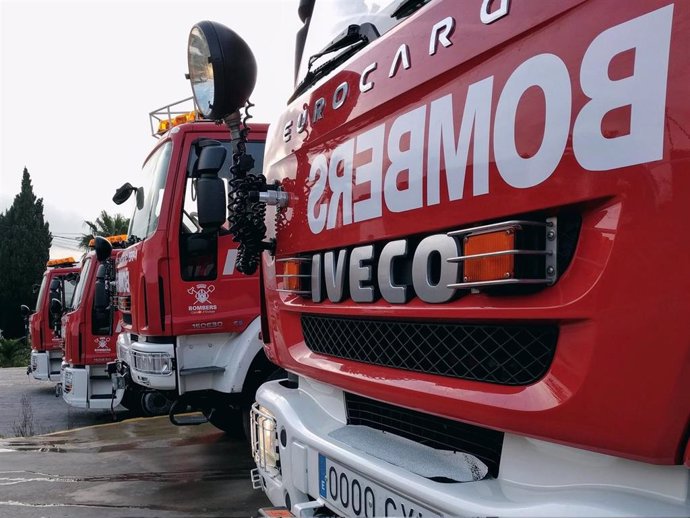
168;128;266;336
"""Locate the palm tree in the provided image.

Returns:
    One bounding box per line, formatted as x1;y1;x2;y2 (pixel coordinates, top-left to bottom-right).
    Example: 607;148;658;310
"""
79;210;130;250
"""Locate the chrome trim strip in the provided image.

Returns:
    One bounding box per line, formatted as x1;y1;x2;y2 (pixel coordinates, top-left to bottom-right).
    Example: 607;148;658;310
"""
447;219;550;238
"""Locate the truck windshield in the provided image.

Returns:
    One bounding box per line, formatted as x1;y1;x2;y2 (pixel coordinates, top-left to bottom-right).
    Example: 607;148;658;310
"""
63;275;78;308
128;141;173;242
70;258;92;311
297;0;414;83
35;274;48;310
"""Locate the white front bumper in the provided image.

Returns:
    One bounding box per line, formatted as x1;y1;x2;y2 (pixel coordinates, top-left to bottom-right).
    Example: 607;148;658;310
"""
62;365;124;410
252;377;690;517
117;319;263;396
30;350;62;382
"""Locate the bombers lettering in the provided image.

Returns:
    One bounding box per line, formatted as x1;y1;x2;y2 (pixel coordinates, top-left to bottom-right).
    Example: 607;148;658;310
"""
303;6;673;235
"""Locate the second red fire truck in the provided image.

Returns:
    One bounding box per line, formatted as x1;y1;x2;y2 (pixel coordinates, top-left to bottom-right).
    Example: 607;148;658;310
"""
106;102;280;435
59;236;130;410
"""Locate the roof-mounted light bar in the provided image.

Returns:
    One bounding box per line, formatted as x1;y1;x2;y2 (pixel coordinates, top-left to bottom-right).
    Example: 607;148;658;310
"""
47;257;77;268
149;97;199;138
88;234;128;248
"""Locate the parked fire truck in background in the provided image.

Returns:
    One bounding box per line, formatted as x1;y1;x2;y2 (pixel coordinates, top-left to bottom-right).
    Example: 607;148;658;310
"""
23;257;79;382
185;0;690;515
105;101;278;436
59;235;134;411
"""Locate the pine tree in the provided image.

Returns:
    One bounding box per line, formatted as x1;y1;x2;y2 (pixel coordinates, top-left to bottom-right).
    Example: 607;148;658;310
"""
0;168;52;338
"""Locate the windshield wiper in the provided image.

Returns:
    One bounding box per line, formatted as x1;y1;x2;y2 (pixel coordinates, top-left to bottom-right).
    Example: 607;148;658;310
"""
290;23;379;102
390;0;431;19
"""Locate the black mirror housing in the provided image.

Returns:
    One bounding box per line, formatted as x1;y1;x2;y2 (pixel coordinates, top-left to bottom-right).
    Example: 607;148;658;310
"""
94;264;109;311
49;298;62;316
197;145;227;176
113;182;136;205
94;236;113;262
196;176;227;231
136;187;144;210
20;304;31;318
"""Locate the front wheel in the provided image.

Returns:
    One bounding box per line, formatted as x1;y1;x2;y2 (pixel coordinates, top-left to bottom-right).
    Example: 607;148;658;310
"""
139;391;172;417
206;406;249;440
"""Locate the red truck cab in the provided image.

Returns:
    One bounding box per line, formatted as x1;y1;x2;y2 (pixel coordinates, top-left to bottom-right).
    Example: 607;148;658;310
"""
186;1;690;516
61;237;127;409
25;258;79;382
109;107;279;434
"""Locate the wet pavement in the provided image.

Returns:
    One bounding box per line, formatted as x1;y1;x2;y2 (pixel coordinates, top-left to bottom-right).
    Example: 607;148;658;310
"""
0;368;271;516
0;367;128;437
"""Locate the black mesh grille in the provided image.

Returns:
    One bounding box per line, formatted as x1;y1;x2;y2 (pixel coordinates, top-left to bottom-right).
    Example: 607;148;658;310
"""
346;393;503;478
302;315;557;385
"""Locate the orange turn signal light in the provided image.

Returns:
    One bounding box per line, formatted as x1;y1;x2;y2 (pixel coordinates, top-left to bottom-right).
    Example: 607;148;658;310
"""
281;260;301;292
463;229;515;282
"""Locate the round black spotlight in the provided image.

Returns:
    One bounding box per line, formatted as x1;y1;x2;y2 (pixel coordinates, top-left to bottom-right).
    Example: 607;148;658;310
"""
187;21;257;120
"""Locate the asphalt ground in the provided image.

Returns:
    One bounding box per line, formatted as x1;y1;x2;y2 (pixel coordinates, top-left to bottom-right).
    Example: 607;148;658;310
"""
0;367;271;517
0;367;127;438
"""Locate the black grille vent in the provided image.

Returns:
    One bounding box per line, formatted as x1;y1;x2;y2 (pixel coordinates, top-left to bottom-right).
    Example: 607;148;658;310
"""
302;315;557;385
346;393;503;478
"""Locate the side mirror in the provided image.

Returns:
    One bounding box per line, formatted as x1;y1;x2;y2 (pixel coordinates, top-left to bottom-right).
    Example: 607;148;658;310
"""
94;236;113;262
32;284;40;294
195;144;228;231
94;264;109;311
136;187;144;210
49;298;62;316
20;304;31;318
114;182;144;210
113;182;138;205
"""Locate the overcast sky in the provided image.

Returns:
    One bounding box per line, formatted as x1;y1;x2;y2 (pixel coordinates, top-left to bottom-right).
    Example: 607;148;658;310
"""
1;0;300;258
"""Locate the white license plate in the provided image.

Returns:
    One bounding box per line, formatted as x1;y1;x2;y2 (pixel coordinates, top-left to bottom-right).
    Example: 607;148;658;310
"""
318;454;441;517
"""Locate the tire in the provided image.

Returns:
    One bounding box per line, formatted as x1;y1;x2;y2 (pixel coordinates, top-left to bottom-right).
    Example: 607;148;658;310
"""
120;387;140;412
206;406;249;440
139;391;173;417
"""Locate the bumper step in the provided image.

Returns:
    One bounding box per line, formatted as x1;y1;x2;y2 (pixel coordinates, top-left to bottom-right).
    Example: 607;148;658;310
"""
179;366;225;376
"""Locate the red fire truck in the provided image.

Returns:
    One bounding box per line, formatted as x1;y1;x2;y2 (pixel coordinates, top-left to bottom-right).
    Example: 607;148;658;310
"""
23;257;79;382
105;102;278;435
186;0;690;515
59;236;132;410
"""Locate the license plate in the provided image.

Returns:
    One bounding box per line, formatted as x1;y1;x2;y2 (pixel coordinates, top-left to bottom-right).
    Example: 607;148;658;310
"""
318;454;441;518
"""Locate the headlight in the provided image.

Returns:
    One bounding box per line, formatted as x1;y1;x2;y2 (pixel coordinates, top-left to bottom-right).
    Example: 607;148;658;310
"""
64;370;73;393
116;335;131;365
187;20;256;120
250;404;280;477
131;351;173;375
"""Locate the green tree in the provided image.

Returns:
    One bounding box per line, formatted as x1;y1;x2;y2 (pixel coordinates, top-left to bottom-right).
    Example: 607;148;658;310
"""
78;210;129;250
0;168;52;338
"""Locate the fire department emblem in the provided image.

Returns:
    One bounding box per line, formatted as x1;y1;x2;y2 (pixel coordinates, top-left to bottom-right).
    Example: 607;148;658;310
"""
94;336;111;352
188;284;218;314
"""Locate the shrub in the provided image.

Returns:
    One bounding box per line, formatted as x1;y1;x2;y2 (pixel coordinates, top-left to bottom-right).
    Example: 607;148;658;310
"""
0;337;31;367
